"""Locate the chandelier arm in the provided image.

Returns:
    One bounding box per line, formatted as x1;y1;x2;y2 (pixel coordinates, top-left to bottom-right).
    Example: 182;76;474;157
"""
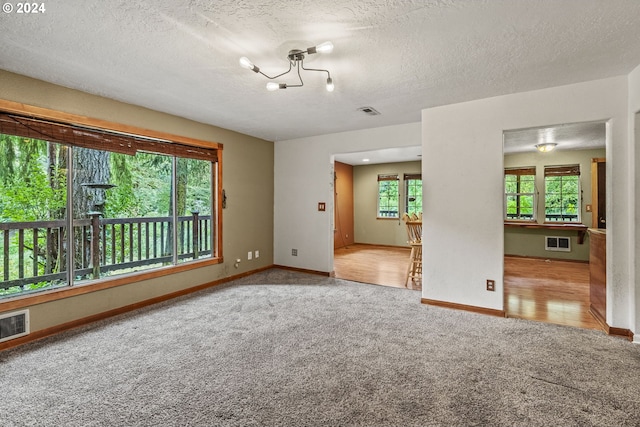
257;61;293;80
295;60;304;87
300;63;331;79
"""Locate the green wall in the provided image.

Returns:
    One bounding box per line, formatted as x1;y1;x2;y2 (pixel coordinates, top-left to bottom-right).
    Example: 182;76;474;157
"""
353;161;421;247
0;70;274;334
504;148;605;261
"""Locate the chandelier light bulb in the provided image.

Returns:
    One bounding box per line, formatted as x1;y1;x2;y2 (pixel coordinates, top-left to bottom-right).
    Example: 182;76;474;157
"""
266;82;280;91
239;57;253;69
326;77;334;92
315;41;334;54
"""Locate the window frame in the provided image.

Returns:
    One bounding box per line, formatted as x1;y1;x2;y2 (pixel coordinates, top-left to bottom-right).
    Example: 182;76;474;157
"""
0;99;223;309
504;167;536;222
404;173;422;217
544;165;581;223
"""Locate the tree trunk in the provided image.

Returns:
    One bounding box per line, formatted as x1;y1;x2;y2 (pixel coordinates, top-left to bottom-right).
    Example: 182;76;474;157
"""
72;147;111;274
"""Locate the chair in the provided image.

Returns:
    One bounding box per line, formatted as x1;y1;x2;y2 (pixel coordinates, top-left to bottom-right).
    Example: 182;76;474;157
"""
402;213;422;289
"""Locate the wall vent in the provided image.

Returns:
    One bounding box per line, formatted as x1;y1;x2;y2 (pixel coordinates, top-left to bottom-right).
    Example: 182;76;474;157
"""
545;236;571;252
0;309;30;343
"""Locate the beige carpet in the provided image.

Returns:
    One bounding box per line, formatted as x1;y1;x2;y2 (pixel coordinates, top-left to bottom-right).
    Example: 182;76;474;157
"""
1;268;639;426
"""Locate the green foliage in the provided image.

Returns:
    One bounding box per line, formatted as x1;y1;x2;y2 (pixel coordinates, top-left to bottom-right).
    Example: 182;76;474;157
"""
2;170;67;221
0;136;66;221
545;176;579;220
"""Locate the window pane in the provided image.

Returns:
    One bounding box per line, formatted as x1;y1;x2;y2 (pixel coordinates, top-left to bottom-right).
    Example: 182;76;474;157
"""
504;172;536;220
74;149;173;283
520;178;535;193
544;171;580;222
177;158;212;263
405;178;422;216
378;179;399;218
1;135;69;297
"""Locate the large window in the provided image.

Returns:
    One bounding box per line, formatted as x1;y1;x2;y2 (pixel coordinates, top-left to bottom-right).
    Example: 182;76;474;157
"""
404;173;422;217
544;165;580;222
377;174;399;218
0;112;220;298
504;167;536;221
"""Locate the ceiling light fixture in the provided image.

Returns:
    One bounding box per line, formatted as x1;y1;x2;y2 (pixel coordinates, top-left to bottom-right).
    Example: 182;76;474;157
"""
535;143;557;153
240;41;335;92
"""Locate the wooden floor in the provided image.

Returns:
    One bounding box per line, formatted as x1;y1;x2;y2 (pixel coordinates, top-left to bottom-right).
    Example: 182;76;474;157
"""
333;244;415;289
504;256;601;331
333;244;602;331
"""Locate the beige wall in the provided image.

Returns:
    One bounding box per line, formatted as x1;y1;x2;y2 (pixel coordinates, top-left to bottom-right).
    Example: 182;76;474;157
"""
0;70;274;333
353;161;421;246
504;148;605;261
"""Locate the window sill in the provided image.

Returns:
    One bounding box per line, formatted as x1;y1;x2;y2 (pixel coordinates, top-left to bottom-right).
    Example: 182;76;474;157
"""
0;257;222;312
504;222;588;244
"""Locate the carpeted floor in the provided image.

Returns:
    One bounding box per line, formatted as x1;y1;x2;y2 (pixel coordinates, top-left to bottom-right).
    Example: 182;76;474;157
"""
1;268;639;426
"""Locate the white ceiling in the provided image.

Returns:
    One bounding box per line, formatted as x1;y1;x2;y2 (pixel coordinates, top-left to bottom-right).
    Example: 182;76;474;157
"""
1;0;639;145
503;121;607;155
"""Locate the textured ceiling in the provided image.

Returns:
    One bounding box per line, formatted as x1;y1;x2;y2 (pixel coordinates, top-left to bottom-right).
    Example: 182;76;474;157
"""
503;121;606;155
1;0;639;143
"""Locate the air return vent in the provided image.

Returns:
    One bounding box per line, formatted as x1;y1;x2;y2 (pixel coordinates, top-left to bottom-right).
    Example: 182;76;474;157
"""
545;236;571;252
357;106;381;116
0;309;30;343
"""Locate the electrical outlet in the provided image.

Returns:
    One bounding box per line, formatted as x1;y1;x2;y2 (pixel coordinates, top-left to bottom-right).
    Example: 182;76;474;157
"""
292;248;298;256
486;279;495;291
255;250;259;259
247;251;252;260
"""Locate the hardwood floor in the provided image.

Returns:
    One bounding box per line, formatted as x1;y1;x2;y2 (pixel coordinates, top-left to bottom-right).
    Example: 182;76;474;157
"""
504;256;602;331
333;244;415;289
333;245;602;331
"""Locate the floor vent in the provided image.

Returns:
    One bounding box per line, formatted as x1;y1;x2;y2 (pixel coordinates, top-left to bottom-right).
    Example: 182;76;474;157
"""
545;236;571;252
0;309;30;343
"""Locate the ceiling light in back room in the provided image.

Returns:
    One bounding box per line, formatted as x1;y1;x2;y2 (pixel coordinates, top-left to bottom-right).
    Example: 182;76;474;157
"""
536;143;557;152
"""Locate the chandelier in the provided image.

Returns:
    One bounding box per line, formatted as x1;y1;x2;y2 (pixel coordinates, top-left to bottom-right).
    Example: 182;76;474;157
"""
239;41;334;92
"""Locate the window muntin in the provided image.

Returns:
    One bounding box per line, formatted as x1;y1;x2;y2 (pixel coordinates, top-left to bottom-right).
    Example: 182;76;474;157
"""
505;167;536;221
377;174;399;218
544;165;580;223
404;173;422;217
0;113;219;298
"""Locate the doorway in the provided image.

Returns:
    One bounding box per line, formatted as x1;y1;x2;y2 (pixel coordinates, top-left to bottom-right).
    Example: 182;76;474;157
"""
503;121;607;330
332;147;422;288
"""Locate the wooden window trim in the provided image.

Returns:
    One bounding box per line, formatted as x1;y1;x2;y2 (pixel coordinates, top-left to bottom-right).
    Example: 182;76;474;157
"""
403;173;421;180
505;167;535;176
0;257;223;312
544;165;580;176
0;98;224;309
0;100;222;151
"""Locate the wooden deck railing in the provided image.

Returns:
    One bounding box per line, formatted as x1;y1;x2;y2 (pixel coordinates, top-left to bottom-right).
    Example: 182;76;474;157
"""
0;212;212;294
